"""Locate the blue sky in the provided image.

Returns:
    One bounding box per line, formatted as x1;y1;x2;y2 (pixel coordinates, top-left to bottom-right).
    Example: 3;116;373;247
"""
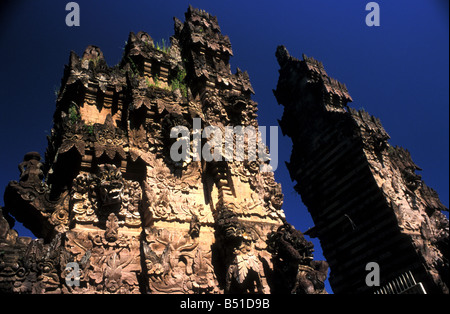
0;0;448;293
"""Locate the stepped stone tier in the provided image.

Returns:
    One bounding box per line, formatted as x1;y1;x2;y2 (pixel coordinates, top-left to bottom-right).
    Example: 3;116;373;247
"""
274;46;449;294
0;7;328;294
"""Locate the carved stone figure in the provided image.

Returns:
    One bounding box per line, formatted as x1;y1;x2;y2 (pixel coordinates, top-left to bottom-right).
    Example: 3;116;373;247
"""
266;222;328;294
18;152;44;184
105;213;119;242
96;164;125;208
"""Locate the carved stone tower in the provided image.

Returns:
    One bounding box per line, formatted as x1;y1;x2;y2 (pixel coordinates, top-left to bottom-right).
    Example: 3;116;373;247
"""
0;7;327;294
274;46;449;294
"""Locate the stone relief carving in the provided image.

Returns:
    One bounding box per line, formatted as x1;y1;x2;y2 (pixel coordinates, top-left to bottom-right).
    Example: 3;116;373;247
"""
64;230;141;294
71;164;142;228
142;225;218;293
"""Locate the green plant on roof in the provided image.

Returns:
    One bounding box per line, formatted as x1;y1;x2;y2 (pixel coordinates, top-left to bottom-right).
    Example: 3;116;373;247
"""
170;68;188;98
146;74;165;90
84;123;94;135
127;56;139;77
89;55;102;68
68;103;80;124
155;38;170;54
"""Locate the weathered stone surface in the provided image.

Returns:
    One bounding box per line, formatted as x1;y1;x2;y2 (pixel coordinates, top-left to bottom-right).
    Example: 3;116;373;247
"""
274;46;449;294
0;7;326;294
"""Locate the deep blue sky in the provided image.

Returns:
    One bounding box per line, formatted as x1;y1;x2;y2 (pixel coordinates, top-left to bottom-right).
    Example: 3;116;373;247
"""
0;0;448;294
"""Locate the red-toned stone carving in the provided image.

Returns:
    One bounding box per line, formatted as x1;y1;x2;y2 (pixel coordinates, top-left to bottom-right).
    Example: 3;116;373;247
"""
0;7;326;294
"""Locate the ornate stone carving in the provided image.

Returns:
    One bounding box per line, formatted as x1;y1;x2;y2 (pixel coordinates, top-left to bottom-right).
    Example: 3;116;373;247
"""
93;115;127;160
274;46;448;294
226;234;264;293
266;222;328;294
18;152;45;184
71;164;142;228
64;230;141;294
4;152;70;238
142;226;217;293
1;7;327;294
0;210;67;294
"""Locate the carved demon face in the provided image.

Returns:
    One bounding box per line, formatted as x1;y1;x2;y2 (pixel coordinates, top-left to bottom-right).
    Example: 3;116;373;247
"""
99;180;124;206
96;165;124;207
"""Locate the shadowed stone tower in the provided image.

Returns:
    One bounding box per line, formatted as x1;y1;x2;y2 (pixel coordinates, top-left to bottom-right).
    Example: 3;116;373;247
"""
274;46;449;294
0;7;327;294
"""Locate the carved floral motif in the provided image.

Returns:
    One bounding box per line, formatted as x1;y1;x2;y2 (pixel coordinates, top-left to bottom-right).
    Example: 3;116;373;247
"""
64;230;141;294
142;227;218;293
